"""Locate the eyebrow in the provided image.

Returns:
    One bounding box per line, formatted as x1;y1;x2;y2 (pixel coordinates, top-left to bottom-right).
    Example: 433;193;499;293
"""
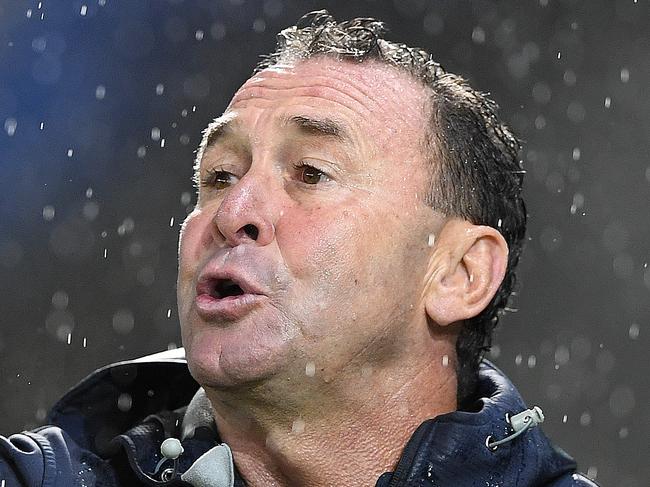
202;113;352;153
203;114;238;150
282;115;351;144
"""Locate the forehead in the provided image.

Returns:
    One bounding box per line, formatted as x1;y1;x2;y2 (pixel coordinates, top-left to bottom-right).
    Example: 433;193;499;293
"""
222;57;430;152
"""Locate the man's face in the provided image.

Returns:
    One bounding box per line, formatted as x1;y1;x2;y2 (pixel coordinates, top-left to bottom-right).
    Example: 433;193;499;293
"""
177;58;443;389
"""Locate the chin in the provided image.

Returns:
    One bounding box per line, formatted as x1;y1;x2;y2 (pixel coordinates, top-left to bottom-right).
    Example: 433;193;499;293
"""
183;323;291;390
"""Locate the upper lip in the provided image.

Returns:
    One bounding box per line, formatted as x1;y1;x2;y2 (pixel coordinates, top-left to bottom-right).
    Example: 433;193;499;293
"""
196;264;266;298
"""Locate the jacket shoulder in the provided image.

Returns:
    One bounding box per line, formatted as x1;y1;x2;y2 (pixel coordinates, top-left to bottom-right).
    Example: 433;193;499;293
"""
48;348;196;453
0;426;117;486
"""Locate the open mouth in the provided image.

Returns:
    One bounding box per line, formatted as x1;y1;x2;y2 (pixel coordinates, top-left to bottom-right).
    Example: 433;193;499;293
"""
210;279;245;299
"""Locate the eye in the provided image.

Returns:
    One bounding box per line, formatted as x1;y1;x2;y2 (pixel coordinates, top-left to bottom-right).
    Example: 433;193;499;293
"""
293;161;331;185
201;169;237;190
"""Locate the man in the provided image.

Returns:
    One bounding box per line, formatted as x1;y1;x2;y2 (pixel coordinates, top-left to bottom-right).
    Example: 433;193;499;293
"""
0;11;597;487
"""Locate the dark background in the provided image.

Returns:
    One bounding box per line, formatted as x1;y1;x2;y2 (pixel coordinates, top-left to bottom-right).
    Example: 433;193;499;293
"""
1;1;648;485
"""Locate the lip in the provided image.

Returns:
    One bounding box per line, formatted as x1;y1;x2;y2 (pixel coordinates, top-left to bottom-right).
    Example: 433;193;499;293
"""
195;292;267;321
195;264;268;321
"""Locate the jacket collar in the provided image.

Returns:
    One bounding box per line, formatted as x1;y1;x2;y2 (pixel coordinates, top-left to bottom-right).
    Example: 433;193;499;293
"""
49;351;577;486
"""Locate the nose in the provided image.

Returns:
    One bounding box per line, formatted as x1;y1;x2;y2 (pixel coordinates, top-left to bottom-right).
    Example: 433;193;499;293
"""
211;172;278;247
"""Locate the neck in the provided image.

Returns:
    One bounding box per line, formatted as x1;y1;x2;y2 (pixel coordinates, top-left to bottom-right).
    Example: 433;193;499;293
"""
204;340;458;487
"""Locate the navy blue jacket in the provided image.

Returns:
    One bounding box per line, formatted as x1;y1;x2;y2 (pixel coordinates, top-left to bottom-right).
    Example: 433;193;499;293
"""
0;349;598;486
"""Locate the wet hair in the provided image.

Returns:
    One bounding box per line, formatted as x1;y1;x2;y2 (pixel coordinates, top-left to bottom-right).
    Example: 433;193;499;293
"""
257;11;526;406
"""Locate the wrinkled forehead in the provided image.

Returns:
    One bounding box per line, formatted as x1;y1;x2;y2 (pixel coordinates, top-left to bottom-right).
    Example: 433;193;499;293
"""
227;57;431;143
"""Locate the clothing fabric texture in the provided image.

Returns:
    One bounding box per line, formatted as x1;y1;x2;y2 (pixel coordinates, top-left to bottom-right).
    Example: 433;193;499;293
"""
0;349;599;486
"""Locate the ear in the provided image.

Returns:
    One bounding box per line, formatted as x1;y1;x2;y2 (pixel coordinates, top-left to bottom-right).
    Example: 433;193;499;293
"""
424;218;508;326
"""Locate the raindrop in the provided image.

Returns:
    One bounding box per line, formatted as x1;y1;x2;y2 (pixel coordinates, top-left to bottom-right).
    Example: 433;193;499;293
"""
620;67;630;83
137;146;146;158
427;233;435;247
532;82;551;104
117;393;133;412
40;122;45;130
179;134;190;145
166;308;172;318
554;345;570;365
361;364;372;377
160;138;165;148
579;411;591;426
112;309;134;334
195;30;204;41
570;193;584;215
80;5;87;16
423;13;444;36
98;0;106;5
471;26;485;44
305;362;316;376
169;217;175;227
534;114;546;130
155;83;164;95
527;355;536;368
609;386;635;417
4;118;17;136
604;96;611;108
31;36;47;52
515;354;523;366
595;349;615;373
82;201;99;221
291;418;305;434
442;354;449;367
180;192;191;206
572;147;581;161
210;22;226;40
567;101;586;123
618;427;629;439
117;217;135;236
95;85;106;99
628;323;640;339
151;127;161;141
562;414;568;423
85;187;93;198
51;290;69;310
563;69;577;86
67;148;74;157
42;205;55;221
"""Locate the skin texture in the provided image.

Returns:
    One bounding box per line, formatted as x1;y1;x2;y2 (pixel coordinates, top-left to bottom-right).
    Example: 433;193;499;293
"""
177;57;508;487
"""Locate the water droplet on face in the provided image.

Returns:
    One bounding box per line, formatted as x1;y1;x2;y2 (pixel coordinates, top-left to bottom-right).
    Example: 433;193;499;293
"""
291;418;305;434
305;362;316;377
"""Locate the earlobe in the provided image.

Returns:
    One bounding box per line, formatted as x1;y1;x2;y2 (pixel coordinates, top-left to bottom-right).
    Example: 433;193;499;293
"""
424;219;508;327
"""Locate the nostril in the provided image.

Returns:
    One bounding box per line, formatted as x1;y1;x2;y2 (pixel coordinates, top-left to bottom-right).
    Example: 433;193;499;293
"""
242;224;259;241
